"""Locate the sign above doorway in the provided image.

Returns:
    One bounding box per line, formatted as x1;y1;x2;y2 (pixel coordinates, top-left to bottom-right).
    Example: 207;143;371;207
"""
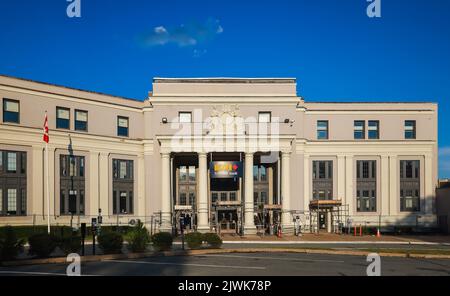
210;161;243;178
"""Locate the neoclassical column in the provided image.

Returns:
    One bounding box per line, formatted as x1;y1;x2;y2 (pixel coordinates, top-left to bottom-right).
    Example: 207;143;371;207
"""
281;151;294;232
197;152;210;232
160;153;172;232
244;152;256;234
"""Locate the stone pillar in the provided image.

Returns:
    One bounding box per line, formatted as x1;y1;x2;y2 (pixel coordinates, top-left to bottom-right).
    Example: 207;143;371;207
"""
282;151;294;233
389;155;398;215
160;153;172;232
197;152;210;232
345;155;354;216
244;152;256;234
381;155;390;216
424;154;434;214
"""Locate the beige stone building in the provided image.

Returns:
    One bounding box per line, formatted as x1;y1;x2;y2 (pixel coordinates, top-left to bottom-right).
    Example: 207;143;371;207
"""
0;75;439;234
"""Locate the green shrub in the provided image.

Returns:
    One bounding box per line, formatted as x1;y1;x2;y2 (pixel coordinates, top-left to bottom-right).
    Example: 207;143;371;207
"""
151;232;173;251
185;232;204;249
203;233;222;249
128;221;150;253
28;233;58;258
98;231;123;254
0;226;25;261
58;236;82;255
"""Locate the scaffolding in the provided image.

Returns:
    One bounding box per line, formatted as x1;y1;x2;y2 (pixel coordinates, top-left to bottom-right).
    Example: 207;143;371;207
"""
307;200;350;234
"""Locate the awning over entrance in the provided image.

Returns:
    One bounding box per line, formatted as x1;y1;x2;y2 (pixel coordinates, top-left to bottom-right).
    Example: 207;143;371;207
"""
309;199;342;210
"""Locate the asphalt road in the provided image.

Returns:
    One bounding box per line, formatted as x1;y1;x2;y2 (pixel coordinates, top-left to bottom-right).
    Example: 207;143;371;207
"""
1;252;450;276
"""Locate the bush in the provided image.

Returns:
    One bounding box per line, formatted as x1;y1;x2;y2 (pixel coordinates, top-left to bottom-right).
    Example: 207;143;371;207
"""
128;221;150;253
28;233;58;258
98;231;123;254
151;232;173;251
185;232;204;249
0;226;25;261
203;233;222;249
58;235;82;255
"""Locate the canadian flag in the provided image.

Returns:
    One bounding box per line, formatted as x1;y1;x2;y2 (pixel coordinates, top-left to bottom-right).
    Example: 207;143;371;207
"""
43;112;49;143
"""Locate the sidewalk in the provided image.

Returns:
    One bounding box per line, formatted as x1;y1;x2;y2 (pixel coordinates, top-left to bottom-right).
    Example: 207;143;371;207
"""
185;233;450;245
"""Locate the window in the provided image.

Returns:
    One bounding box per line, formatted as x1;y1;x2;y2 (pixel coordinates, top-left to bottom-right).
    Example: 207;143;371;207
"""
400;160;420;212
354;121;365;139
179;193;187;205
113;159;133;180
312;161;333;200
56;107;70;129
7;189;17;215
3;99;19;123
7;152;17;173
317;121;329;140
60;155;85;215
117;116;129;137
405;120;416;139
179;166;187;181
113;159;134;214
258;112;271;123
75;110;88;131
179;112;192;123
356;160;377;212
368;121;379;139
0;150;27;216
188;166;196;181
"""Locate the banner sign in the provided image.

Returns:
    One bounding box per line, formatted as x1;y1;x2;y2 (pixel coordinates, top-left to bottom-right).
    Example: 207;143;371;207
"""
210;161;243;178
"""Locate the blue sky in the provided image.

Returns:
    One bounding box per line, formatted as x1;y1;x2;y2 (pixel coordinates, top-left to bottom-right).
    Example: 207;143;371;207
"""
0;0;449;177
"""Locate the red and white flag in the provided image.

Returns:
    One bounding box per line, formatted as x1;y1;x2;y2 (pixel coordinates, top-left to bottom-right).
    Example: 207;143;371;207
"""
43;112;49;143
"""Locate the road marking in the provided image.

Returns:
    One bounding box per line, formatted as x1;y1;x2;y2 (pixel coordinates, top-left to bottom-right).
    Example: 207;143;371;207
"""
196;254;345;263
0;270;97;276
103;259;266;270
0;270;67;276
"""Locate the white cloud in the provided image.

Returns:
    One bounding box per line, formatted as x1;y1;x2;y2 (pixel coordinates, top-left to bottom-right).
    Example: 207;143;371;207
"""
141;19;223;47
154;26;167;34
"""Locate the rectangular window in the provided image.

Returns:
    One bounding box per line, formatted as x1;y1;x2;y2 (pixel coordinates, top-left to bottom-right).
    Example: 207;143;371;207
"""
179;193;187;205
21;188;26;215
400;160;420;212
0;189;2;214
368;121;379;139
356;160;377;212
7;152;17;173
188;166;196;181
60;155;85;215
0;152;3;172
189;192;195;205
113;159;133;180
3;99;19;123
354;121;365;139
7;189;17;215
317;121;329;140
258;112;271;123
112;159;134;214
75;110;88;131
179;112;192;123
405;120;416;139
180;166;187;181
117;116;129;137
56;107;70;129
312;161;333;200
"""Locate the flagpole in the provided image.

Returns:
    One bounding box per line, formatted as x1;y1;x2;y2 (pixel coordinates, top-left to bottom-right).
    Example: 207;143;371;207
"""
44;111;51;234
46;141;50;234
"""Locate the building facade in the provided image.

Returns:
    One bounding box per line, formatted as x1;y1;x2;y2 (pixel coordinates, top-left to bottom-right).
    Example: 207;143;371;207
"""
0;75;439;233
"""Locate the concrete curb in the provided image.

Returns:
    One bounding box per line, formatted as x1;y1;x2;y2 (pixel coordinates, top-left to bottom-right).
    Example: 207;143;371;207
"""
2;247;450;267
